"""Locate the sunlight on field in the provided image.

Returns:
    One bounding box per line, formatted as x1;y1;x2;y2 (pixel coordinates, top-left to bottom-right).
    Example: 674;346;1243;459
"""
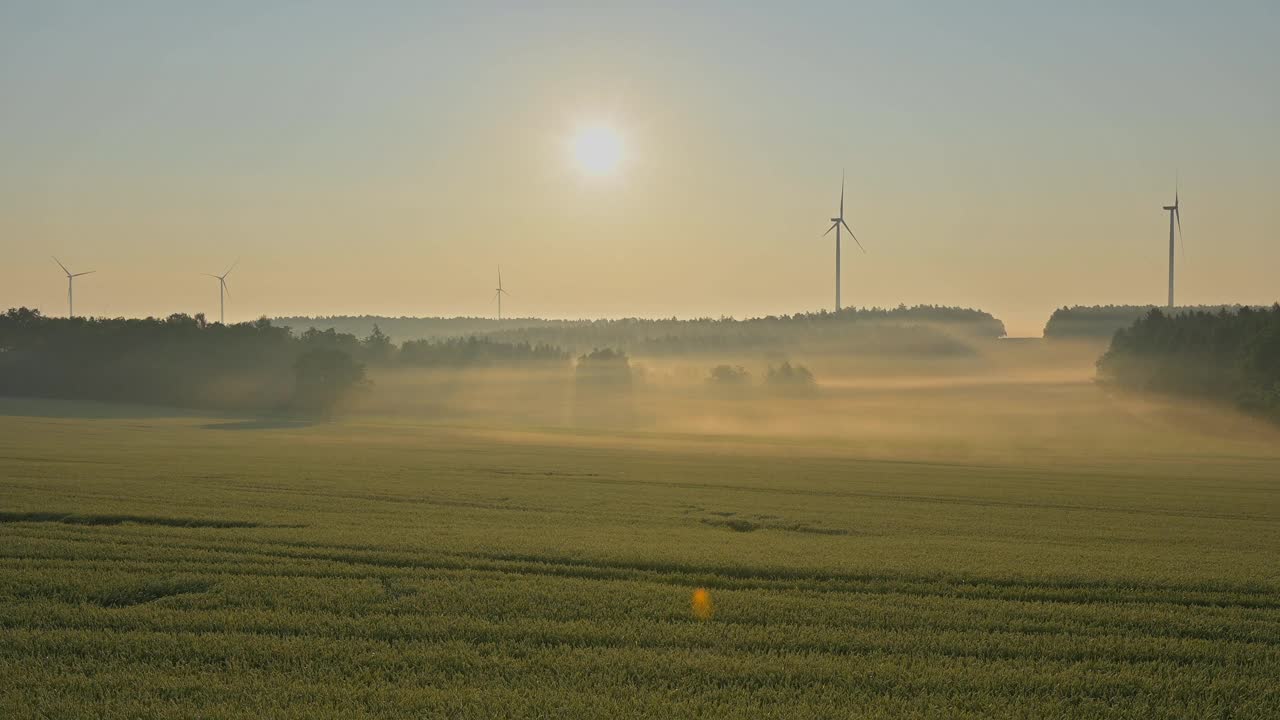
690;588;714;621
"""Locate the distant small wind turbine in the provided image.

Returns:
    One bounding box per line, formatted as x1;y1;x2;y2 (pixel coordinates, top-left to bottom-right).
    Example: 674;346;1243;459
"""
205;260;238;324
53;257;95;318
822;171;864;312
494;266;510;321
1162;178;1184;309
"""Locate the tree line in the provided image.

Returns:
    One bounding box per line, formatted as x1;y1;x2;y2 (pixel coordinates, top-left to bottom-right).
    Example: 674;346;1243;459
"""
278;305;1007;356
1096;305;1280;420
1044;305;1256;341
0;309;570;414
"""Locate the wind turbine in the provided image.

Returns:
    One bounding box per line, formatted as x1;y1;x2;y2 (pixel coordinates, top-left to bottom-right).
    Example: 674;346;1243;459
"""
205;260;238;324
1162;179;1184;309
52;257;94;318
822;171;864;312
493;265;510;321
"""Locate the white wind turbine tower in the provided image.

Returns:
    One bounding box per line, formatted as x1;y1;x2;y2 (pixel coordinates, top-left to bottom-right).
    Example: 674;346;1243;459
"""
205;260;238;324
494;265;510;321
53;257;95;318
822;171;864;312
1161;179;1184;309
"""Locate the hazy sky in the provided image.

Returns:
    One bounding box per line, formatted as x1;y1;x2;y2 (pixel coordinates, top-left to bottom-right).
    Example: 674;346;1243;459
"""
2;1;1276;336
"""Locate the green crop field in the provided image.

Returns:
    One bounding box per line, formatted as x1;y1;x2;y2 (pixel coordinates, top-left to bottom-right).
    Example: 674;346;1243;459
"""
2;378;1279;718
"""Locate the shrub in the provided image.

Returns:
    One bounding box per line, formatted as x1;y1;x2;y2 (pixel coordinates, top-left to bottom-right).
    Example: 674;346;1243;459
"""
707;365;751;386
766;362;815;387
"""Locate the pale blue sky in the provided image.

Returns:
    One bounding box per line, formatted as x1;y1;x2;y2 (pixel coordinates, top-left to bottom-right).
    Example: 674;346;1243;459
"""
2;1;1276;334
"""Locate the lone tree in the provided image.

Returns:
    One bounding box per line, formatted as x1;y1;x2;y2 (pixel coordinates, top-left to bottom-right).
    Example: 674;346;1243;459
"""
362;323;395;365
575;348;633;390
293;348;368;416
573;348;634;426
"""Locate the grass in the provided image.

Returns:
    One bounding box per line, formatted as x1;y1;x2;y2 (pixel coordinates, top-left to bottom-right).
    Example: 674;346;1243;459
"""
1;379;1279;718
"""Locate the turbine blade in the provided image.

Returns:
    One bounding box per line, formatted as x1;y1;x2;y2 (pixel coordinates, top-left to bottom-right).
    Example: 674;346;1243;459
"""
53;257;70;276
221;279;231;299
840;170;845;218
223;259;239;278
823;222;836;237
842;220;865;253
72;271;95;277
1176;206;1184;258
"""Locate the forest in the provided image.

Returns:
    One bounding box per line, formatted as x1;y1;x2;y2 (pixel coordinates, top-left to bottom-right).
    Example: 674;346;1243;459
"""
1096;305;1280;419
277;305;1007;354
399;336;568;367
0;309;564;413
1043;304;1253;340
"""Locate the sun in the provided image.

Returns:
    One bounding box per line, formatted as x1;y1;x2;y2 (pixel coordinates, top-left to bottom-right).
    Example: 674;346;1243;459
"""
570;123;624;178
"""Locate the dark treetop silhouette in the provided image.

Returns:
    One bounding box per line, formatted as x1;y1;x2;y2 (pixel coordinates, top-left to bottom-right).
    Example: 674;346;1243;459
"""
1097;305;1280;420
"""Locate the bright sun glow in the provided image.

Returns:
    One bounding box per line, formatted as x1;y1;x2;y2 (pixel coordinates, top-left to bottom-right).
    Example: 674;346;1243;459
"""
571;124;624;177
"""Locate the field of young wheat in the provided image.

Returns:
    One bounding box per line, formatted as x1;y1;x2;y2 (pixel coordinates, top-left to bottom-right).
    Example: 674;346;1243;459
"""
2;389;1278;719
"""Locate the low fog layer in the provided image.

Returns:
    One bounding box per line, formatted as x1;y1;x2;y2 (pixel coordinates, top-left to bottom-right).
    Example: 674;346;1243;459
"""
4;305;1277;469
